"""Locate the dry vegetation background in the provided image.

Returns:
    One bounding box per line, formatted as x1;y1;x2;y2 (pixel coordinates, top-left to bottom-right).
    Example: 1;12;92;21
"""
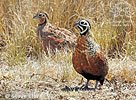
0;0;136;99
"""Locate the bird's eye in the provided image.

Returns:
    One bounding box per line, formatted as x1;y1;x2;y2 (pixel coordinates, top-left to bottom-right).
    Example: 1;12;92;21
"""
81;22;84;24
39;14;42;17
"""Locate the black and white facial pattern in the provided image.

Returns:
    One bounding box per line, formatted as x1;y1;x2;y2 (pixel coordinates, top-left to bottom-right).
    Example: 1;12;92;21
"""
77;19;91;35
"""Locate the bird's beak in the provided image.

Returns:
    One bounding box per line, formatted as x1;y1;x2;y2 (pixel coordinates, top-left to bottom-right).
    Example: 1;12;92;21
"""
33;15;38;19
74;22;79;27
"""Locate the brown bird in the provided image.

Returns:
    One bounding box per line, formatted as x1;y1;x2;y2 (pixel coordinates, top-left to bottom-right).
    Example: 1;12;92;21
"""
72;19;108;90
33;12;76;54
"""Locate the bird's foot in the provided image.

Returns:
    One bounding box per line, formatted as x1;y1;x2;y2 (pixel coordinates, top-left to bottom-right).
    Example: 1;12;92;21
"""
79;84;85;89
93;85;102;91
80;85;93;91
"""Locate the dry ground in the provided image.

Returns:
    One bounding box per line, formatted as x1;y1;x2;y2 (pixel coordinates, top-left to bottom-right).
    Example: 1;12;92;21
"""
0;52;136;100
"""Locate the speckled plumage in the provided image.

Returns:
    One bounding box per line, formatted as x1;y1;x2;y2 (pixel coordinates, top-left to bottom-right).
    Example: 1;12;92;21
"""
72;19;108;89
72;36;108;79
33;12;76;54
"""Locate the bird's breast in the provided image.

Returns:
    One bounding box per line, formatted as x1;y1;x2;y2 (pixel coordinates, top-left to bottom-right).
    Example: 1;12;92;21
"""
72;36;108;76
72;36;90;73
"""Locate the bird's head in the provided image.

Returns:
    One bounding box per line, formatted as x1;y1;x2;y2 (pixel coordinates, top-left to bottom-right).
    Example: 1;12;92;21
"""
74;19;91;36
33;12;49;25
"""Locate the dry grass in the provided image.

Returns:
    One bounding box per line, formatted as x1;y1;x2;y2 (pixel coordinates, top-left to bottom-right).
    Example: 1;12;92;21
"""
0;0;136;99
0;0;136;60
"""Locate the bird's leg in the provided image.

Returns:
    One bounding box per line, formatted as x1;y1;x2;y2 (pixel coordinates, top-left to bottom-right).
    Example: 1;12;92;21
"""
84;79;89;88
94;80;98;89
80;80;89;90
80;84;85;89
98;79;104;90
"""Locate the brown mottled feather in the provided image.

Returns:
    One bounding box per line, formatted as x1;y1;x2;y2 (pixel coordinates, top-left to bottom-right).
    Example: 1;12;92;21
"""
41;23;76;43
72;35;108;85
34;12;76;54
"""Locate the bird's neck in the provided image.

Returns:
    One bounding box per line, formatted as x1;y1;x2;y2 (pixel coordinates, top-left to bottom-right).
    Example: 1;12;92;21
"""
38;18;47;26
80;30;90;36
37;19;47;38
75;35;88;51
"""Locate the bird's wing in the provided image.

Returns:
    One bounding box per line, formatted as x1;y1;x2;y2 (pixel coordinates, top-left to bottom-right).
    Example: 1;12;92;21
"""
84;37;108;76
86;37;107;63
47;35;65;43
42;23;77;43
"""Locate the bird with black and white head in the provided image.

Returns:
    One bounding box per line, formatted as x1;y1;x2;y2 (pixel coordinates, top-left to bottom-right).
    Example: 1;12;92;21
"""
74;19;91;36
72;19;108;90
